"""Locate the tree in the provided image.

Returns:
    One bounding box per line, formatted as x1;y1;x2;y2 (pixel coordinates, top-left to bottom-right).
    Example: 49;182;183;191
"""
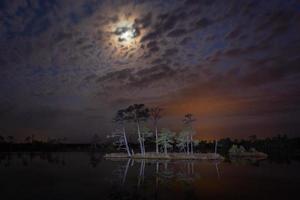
157;128;174;155
193;139;200;152
229;145;246;154
108;127;131;154
229;144;239;154
183;114;196;154
150;107;163;154
140;126;153;153
125;104;149;155
176;129;188;153
214;140;218;155
113;109;131;156
24;134;36;144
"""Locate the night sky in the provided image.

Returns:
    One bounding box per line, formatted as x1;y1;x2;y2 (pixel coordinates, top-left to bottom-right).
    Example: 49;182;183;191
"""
1;0;300;142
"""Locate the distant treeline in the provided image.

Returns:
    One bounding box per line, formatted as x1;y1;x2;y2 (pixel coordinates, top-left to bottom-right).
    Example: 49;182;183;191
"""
217;135;300;160
126;134;300;158
0;143;99;152
1;134;300;158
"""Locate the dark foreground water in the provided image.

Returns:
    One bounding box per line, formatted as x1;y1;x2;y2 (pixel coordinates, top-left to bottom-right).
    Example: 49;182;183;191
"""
0;152;299;200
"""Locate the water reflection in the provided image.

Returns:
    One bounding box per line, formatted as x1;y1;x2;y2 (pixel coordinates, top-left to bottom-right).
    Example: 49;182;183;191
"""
0;153;299;200
108;158;222;188
0;152;67;167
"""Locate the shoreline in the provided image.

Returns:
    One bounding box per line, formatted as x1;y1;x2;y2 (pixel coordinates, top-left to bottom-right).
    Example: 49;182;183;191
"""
104;152;224;160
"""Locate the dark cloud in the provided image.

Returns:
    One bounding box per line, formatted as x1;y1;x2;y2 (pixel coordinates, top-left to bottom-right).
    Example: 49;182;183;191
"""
225;26;243;40
146;40;160;53
54;31;73;43
167;28;188;37
96;68;135;84
151;58;163;65
134;12;152;29
141;5;191;42
83;74;97;82
163;48;179;58
255;11;294;32
180;36;192;45
206;44;270;62
130;64;177;88
140;31;159;42
193;18;213;30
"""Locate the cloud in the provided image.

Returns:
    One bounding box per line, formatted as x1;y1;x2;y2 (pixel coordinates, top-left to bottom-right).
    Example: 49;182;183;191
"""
163;48;179;58
193;18;213;30
96;68;135;84
225;26;243;40
167;28;188;37
134;12;152;29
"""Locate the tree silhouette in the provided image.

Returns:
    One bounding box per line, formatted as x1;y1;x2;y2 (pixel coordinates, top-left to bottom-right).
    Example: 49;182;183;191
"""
177;128;189;153
150;107;163;154
112;109;131;156
183;114;196;154
249;135;257;143
125;104;149;155
140;125;153;153
157;128;174;155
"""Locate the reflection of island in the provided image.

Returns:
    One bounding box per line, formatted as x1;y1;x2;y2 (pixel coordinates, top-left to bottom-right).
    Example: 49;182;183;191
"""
109;158;222;188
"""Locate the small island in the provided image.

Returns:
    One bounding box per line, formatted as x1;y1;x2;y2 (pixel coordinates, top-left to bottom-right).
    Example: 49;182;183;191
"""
104;104;224;161
228;145;268;159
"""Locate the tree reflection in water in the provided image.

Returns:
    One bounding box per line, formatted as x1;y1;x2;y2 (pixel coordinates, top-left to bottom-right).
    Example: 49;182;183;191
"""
110;158;222;188
106;159;223;200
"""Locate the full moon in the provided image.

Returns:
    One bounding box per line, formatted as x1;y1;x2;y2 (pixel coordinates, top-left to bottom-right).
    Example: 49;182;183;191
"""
117;26;137;42
113;20;138;45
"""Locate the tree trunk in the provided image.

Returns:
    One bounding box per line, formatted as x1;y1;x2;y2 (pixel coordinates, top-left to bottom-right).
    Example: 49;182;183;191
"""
214;140;218;154
136;122;144;155
164;140;167;156
142;126;146;155
186;135;190;155
155;125;159;154
190;134;193;154
122;126;131;157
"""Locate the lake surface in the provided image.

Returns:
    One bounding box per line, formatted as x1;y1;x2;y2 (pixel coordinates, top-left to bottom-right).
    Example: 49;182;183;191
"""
0;152;299;200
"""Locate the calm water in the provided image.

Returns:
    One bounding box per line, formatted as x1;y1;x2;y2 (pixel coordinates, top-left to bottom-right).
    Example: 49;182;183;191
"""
0;152;299;200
